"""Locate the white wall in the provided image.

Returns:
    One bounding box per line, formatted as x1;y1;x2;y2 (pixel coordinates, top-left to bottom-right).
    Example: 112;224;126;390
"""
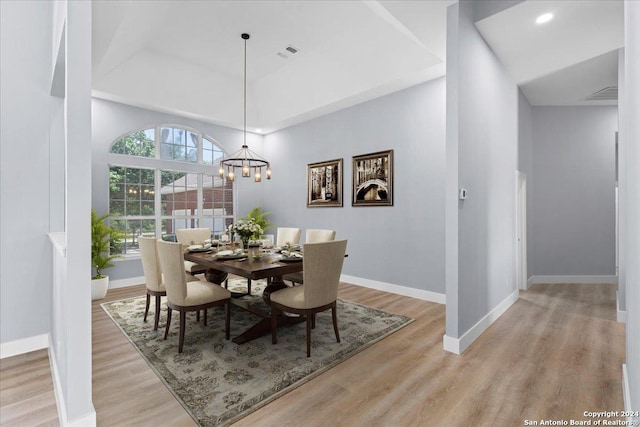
0;0;54;345
531;106;617;276
623;0;640;412
518;89;534;279
445;0;519;347
263;79;446;295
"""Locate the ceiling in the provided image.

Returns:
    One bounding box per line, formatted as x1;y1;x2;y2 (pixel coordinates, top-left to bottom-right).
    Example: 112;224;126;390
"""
92;0;623;135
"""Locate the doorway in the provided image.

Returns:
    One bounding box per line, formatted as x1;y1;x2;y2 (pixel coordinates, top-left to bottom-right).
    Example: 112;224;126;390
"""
516;171;528;290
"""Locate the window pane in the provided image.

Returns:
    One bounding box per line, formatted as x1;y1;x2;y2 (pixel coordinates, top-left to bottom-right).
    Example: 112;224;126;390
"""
109;129;154;157
110;219;155;255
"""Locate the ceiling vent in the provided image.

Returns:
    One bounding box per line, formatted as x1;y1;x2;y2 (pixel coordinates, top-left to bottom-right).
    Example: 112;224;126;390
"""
277;45;300;59
585;86;618;101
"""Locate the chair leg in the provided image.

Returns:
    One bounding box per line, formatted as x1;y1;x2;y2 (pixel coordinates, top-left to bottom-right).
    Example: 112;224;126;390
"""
203;309;208;326
164;307;172;340
271;307;279;344
178;311;186;353
153;295;161;331
247;279;252;295
311;313;316;329
144;293;150;322
306;314;312;357
196;310;200;322
332;305;340;343
225;302;230;340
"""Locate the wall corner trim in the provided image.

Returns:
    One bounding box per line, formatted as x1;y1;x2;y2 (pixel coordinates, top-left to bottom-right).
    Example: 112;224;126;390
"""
0;334;49;359
617;292;628;323
442;289;520;355
529;275;618;285
622;364;631;412
340;275;446;304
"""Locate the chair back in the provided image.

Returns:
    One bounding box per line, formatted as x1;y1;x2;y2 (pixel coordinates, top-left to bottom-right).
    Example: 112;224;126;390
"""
276;227;302;246
302;240;347;308
305;229;336;243
175;228;211;246
156;240;188;305
139;237;163;292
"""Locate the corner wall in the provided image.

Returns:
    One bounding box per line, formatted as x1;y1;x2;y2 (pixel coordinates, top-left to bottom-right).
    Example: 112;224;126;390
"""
445;0;520;350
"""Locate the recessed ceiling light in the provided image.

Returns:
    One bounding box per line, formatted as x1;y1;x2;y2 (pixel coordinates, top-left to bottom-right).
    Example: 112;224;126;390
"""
536;13;553;24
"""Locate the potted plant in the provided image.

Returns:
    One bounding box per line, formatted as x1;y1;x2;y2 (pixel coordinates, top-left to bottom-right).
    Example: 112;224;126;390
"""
91;209;123;300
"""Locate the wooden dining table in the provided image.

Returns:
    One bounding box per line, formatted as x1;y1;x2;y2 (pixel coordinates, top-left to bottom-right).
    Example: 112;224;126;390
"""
184;248;305;344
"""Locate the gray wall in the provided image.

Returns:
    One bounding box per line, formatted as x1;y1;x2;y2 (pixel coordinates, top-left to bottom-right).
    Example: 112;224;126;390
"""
518;89;534;278
263;78;447;293
446;0;519;338
0;0;53;344
92;99;264;281
532;106;617;276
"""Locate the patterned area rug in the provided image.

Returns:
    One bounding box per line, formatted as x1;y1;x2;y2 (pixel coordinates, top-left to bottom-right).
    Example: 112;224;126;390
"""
101;279;413;426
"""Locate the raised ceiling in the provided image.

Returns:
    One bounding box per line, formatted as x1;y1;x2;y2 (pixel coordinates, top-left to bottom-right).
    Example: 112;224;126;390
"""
92;1;623;135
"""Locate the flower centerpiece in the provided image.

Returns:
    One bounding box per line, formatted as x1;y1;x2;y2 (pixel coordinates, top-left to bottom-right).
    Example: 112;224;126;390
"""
228;218;263;249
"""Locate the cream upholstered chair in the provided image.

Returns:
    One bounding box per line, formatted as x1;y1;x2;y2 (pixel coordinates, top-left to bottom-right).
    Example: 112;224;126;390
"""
157;240;231;353
175;228;211;276
276;227;302;247
283;229;336;285
139;237;203;331
270;239;347;357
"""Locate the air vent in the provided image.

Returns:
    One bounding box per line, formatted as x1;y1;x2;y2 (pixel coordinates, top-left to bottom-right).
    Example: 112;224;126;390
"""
277;45;300;60
585;86;618;101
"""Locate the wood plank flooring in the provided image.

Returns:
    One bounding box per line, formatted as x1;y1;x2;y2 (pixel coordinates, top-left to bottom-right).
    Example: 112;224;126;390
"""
1;282;625;426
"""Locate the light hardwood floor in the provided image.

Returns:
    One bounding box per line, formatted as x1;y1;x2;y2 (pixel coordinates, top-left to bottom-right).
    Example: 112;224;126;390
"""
1;282;626;426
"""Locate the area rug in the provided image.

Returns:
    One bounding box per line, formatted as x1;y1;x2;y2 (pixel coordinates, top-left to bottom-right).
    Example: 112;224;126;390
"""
101;279;413;426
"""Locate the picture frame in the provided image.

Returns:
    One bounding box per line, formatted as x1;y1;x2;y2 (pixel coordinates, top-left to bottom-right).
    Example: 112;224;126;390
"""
307;158;343;207
352;149;393;206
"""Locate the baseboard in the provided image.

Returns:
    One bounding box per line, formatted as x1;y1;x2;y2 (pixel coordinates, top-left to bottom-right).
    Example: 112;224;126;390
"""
617;291;627;323
109;275;145;289
48;337;97;426
0;333;49;359
527;276;535;288
340;274;446;304
529;275;618;285
443;289;520;355
622;364;631;412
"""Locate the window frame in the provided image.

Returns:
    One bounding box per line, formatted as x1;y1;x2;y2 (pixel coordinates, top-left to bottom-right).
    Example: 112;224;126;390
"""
107;125;235;258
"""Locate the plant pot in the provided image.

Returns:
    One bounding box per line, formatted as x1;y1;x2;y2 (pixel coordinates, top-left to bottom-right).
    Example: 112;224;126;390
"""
92;276;109;300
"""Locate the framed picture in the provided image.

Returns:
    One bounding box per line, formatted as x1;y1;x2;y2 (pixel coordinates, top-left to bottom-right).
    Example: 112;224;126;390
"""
352;149;393;206
307;158;343;207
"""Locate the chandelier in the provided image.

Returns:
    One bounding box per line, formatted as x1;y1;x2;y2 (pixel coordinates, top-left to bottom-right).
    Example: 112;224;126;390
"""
219;33;271;182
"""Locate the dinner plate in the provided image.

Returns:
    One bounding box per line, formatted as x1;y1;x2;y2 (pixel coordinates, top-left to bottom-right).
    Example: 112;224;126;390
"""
215;253;247;261
188;247;212;253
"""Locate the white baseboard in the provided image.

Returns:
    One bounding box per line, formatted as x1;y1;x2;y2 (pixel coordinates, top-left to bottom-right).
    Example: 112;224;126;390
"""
527;276;535;288
109;275;145;289
443;289;520;355
528;275;618;285
617;291;627;323
622;364;631;412
48;337;97;427
340;274;446;304
0;333;49;359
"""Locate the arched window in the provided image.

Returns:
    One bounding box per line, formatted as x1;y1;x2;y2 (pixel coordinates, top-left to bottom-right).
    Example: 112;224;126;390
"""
108;126;234;256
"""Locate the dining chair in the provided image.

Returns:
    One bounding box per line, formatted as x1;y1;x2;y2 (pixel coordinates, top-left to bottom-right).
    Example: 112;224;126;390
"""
270;239;347;357
175;228;211;276
139;237;209;331
157;240;231;353
276;227;302;247
282;229;336;286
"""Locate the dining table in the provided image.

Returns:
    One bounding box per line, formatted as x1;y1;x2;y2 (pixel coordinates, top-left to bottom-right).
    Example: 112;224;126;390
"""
184;246;306;344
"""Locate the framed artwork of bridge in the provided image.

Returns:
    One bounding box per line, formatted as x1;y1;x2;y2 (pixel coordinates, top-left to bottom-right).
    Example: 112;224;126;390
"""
307;158;343;207
352;149;393;206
